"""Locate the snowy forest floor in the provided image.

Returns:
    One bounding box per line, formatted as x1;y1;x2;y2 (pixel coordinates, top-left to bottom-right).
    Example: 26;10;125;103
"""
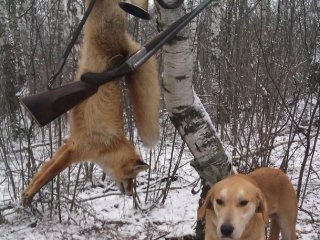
0;133;319;240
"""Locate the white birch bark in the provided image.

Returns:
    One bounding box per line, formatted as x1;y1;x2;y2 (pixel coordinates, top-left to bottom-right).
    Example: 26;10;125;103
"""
156;1;231;187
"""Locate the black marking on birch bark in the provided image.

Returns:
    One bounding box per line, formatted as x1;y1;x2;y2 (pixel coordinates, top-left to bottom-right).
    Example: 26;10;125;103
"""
170;107;207;135
162;85;172;94
171;107;223;150
201;137;219;150
201;131;223;150
175;105;188;111
174;107;201;121
190;149;230;186
175;75;187;81
167;35;189;45
157;0;184;9
195;143;201;152
190;159;222;185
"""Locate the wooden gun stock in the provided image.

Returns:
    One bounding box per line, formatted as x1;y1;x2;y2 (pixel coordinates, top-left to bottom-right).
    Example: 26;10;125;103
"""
20;62;131;127
20;81;98;126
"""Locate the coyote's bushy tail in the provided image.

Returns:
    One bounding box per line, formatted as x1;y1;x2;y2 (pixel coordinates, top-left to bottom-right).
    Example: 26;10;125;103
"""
125;35;160;147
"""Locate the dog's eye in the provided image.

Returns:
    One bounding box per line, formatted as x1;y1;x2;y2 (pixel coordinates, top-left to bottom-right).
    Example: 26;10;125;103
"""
239;200;249;207
216;199;224;206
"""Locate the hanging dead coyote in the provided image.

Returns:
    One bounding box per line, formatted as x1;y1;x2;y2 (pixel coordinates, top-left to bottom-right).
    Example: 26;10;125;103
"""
22;0;160;206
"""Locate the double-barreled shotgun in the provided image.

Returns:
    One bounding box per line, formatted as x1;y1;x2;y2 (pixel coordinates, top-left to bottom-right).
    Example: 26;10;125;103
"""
20;0;216;127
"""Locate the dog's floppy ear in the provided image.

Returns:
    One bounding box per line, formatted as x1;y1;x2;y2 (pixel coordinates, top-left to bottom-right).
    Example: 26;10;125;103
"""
256;190;269;224
198;189;214;220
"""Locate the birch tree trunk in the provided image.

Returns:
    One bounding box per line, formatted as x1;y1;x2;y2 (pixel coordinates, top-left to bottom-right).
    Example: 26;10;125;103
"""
155;1;230;238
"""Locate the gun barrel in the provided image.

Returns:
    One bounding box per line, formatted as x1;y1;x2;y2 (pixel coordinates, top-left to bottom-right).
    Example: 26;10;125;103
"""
20;81;98;127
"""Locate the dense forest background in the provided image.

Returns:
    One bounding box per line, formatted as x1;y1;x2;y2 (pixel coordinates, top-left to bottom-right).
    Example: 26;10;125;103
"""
0;0;319;238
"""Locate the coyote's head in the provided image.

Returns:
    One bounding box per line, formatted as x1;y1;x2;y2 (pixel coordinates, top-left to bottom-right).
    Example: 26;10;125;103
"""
97;141;149;196
114;158;149;195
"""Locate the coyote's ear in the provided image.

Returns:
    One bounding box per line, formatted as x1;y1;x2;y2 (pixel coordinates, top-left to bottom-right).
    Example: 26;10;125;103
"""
133;159;149;173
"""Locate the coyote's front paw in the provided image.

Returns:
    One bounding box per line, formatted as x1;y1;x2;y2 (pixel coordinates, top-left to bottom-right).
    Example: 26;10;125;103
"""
22;189;34;207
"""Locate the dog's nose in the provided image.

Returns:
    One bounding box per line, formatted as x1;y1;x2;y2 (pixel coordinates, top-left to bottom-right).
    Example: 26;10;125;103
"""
220;223;234;237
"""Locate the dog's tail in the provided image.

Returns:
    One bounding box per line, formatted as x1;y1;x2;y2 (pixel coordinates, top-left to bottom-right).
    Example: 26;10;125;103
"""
125;35;160;146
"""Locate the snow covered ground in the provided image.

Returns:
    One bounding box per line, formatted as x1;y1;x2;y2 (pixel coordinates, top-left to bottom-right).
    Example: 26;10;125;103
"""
0;132;319;239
